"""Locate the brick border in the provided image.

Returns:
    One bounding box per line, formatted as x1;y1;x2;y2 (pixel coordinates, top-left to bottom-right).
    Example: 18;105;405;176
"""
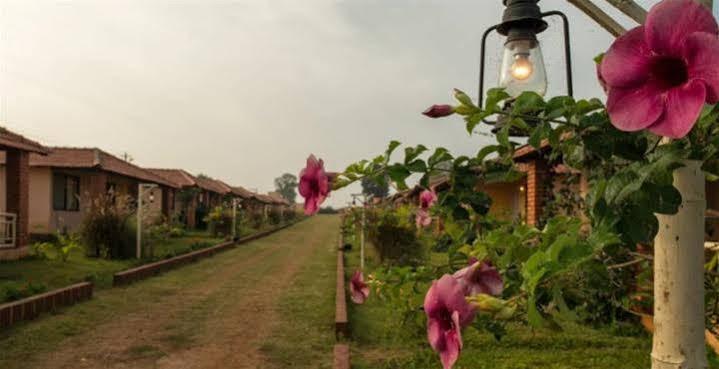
0;282;93;329
333;344;350;369
335;235;349;338
113;221;300;287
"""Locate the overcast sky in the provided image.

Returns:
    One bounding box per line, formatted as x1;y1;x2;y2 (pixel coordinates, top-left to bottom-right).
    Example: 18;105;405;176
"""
0;0;662;207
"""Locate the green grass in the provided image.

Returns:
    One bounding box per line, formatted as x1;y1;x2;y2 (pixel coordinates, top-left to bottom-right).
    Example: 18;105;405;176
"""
344;239;659;369
148;230;224;259
0;231;222;302
259;215;338;369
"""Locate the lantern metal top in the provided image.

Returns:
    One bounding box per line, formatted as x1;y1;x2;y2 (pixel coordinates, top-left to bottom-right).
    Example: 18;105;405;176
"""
498;0;548;36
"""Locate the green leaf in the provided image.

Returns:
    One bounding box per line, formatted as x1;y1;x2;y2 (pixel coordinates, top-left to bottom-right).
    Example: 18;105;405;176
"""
485;88;510;111
512;91;546;115
404;145;428;164
406;159;427;173
454;88;475;107
386;165;411;190
385;141;401;162
428;147;453;167
476;145;500;162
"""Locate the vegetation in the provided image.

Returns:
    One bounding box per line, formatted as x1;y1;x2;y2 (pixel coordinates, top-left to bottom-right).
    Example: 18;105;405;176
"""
80;194;136;259
361;175;389;199
343;222;656;369
274;173;299;204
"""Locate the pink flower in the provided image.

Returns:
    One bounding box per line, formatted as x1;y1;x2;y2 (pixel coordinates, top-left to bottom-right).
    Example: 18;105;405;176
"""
598;0;719;138
349;269;369;304
423;104;455;118
453;261;504;297
416;190;438;228
299;155;331;215
424;275;476;369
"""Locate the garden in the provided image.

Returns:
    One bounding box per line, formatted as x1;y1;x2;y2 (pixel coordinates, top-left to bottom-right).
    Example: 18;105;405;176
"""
295;0;719;368
0;191;298;304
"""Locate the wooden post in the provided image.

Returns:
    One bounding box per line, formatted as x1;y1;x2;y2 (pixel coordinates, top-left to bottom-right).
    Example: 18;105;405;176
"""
652;161;707;369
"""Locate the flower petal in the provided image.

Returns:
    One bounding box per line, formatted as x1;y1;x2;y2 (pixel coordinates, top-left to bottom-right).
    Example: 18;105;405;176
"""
424;279;441;317
683;32;719;103
600;26;653;88
427;318;444;351
645;0;718;56
648;80;706;138
606;81;664;132
304;197;319;215
438;312;462;369
478;263;504;296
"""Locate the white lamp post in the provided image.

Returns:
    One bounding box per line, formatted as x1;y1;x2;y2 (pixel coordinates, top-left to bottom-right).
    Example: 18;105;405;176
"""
137;183;158;259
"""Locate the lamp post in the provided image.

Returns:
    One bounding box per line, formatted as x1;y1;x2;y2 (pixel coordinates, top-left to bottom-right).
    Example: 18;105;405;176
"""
232;198;240;240
478;0;573;120
137;183;158;259
351;193;370;270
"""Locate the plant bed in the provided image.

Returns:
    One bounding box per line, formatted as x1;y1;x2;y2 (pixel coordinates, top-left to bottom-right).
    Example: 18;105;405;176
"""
113;220;301;286
0;282;93;329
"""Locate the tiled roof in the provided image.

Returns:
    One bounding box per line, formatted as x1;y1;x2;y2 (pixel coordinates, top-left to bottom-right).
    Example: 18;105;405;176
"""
29;147;178;188
195;176;231;195
267;192;290;205
0;127;49;154
147;168;198;188
230;186;255;199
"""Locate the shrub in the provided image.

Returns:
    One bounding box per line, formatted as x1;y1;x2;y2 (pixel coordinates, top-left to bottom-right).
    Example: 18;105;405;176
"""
3;281;47;302
80;194;136;259
268;208;282;225
204;206;233;237
33;233;81;262
367;206;427;266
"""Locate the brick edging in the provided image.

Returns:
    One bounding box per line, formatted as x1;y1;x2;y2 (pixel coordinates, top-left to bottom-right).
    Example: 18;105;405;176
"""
113;220;301;287
333;344;350;369
0;282;93;329
335;247;349;338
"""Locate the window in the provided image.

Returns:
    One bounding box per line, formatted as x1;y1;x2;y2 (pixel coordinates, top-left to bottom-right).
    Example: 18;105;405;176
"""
52;174;80;211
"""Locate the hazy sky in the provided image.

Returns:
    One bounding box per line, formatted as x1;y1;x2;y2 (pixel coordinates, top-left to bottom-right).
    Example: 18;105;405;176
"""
0;0;661;207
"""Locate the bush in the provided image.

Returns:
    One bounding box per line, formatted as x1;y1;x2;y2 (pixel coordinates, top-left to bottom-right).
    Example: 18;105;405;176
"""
32;233;81;262
367;206;427;266
268;208;282;225
3;281;47;302
283;209;297;222
81;194;136;259
204;206;233;237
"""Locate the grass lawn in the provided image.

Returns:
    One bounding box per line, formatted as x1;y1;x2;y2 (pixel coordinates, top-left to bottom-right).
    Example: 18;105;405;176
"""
343;239;666;369
259;215;338;369
0;230;224;303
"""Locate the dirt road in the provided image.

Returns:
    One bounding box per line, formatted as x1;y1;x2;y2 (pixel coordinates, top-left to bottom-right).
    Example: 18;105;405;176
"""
0;215;340;369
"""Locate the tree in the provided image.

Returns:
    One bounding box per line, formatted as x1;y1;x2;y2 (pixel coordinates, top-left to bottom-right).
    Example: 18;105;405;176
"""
361;176;389;199
274;173;298;204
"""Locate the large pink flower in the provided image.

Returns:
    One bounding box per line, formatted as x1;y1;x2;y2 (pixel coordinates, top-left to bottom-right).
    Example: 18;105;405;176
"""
599;0;719;138
453;261;504;297
298;155;330;215
416;190;438;228
349;269;370;304
424;275;476;369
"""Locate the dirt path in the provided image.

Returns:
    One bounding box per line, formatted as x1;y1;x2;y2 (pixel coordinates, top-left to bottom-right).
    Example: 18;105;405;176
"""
6;216;339;369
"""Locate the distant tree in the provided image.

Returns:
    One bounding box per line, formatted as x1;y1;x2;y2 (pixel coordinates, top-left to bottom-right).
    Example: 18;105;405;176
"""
361;176;389;199
274;173;298;204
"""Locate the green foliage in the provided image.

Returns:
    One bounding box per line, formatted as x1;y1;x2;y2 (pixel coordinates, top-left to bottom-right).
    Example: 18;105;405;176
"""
203;206;233;237
361;175;390;198
33;233;82;263
80;194;136;259
274;173;299;204
366;206;428;267
3;281;47;302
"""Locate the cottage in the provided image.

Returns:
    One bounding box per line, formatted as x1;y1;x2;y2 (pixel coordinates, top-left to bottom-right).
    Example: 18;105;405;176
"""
0;128;49;260
0;147;179;238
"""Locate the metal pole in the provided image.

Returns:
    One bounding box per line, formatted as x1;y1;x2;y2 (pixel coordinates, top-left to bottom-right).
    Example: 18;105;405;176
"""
361;200;365;270
232;198;238;239
136;184;143;259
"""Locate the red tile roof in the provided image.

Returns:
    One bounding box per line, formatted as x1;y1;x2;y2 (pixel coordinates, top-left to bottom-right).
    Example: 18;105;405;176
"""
29;147;178;188
195;176;231;195
147;168;198;188
0;128;49;154
230;186;255;199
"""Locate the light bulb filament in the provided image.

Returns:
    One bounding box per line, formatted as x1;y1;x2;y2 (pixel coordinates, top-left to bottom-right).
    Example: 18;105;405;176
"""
510;54;533;80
